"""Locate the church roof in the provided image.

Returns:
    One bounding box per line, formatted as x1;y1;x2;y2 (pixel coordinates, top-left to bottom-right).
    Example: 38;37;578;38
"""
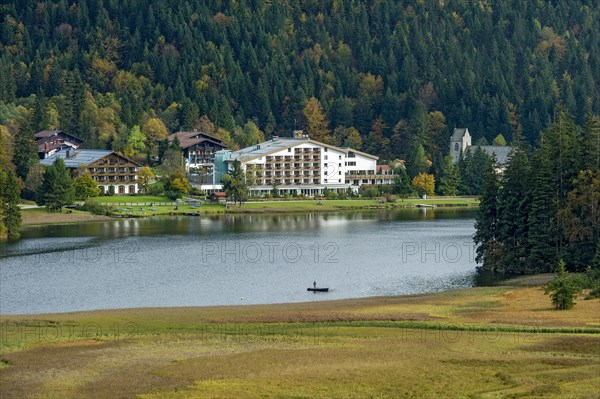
451;128;469;142
465;145;512;165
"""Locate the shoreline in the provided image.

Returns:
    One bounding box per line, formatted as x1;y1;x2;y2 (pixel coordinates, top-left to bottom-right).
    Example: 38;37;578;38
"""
20;198;479;228
0;274;570;319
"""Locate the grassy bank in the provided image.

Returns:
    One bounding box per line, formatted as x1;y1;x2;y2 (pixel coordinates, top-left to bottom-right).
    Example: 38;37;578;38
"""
21;198;479;227
101;197;479;216
1;285;598;398
20;208;113;226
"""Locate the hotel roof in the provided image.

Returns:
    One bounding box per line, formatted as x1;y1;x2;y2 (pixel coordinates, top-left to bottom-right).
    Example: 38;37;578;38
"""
40;149;140;168
167;131;224;149
229;137;378;162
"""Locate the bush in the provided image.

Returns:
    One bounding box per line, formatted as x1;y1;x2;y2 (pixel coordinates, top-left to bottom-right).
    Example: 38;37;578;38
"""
78;200;114;216
384;194;397;203
361;185;381;198
586;283;600;299
544;260;582;310
189;186;206;197
165;191;180;201
148;181;165;196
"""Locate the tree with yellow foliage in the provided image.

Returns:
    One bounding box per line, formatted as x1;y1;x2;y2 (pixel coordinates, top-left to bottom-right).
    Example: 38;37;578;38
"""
411;173;435;198
303;97;331;143
138;166;156;194
142;118;169;152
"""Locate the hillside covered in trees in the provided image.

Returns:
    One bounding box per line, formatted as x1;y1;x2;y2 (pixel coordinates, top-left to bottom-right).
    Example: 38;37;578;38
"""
0;0;599;163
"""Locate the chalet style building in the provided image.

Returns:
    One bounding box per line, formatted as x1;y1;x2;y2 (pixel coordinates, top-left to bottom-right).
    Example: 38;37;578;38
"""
35;130;84;159
450;128;511;165
214;131;394;196
40;149;142;195
167;130;227;170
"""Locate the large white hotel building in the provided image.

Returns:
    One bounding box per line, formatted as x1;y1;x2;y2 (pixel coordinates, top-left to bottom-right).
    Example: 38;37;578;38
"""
213;131;394;196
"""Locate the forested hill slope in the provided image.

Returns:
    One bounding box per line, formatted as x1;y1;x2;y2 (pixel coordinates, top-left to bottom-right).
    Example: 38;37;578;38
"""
1;0;598;159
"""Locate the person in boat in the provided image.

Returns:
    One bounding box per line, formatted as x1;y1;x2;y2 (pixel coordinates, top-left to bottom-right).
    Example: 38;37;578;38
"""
313;281;317;289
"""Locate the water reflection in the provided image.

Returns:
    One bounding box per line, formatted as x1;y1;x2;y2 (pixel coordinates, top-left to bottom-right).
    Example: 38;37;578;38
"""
2;208;481;314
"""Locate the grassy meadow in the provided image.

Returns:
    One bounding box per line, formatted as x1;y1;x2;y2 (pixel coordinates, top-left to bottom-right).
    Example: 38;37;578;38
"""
1;284;598;398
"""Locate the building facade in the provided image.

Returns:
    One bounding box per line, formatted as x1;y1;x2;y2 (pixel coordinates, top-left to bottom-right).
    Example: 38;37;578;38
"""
214;135;394;196
35;130;84;159
40;149;142;195
167;130;227;170
450;127;511;165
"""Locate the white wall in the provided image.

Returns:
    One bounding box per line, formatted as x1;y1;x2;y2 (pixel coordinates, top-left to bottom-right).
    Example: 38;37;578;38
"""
99;183;139;195
322;146;346;185
345;151;376;172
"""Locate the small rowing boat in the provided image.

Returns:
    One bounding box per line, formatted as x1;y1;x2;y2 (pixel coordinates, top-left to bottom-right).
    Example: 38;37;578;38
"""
307;287;329;292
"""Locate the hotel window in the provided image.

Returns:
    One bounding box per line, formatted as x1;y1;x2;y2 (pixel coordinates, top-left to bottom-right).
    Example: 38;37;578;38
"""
454;143;459;151
339;155;342;160
324;155;328;160
324;179;328;183
324;148;327;152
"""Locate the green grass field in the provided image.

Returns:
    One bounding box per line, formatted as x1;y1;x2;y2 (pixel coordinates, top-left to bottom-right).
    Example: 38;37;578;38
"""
88;195;173;204
68;197;479;219
1;285;598;398
236;197;479;212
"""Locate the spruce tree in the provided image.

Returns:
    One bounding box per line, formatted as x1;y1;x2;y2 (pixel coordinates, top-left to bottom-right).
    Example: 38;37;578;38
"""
0;168;22;239
527;151;558;273
474;161;501;270
438;155;461;196
39;158;74;211
544;260;580;310
582;115;600;171
221;161;248;205
496;145;531;272
12;119;39;180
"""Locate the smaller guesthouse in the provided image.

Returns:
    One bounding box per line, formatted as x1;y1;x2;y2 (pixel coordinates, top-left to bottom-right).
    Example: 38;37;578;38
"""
210;191;228;204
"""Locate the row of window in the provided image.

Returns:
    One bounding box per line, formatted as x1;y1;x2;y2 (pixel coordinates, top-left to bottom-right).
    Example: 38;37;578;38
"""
93;175;137;181
89;167;138;173
98;185;137;194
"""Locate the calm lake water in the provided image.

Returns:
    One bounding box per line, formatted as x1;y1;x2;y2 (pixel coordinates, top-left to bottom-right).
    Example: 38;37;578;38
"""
1;208;481;314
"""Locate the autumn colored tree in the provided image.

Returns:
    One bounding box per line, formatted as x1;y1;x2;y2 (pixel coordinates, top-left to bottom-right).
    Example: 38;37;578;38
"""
303;97;331;143
138;166;156;194
124;125;146;157
492;134;507;146
411;173;435;198
73;172;101;200
142;118;169;153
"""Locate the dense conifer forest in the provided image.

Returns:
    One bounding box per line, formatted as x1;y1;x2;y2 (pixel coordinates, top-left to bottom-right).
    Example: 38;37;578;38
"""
0;0;599;159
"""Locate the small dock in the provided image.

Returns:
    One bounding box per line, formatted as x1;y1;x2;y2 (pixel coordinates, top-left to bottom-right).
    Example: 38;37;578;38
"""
414;204;436;208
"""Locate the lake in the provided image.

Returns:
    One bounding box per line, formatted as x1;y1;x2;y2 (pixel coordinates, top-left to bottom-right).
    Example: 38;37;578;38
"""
0;208;481;314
